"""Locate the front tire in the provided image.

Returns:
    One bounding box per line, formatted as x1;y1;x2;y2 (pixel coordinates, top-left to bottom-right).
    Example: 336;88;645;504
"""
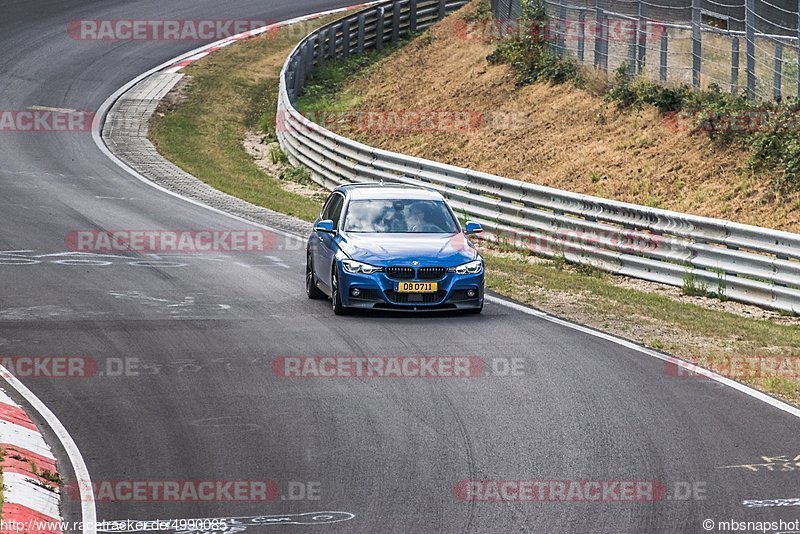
306;251;326;300
331;265;349;315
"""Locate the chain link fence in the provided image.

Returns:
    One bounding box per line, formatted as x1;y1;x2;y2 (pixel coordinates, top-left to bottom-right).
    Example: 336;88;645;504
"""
492;0;800;100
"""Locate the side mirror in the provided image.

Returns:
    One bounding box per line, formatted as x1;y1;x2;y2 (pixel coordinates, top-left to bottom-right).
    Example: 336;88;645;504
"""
464;221;483;235
314;220;336;233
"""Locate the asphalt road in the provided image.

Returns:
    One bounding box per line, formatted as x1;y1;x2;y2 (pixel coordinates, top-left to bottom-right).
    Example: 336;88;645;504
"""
1;1;799;532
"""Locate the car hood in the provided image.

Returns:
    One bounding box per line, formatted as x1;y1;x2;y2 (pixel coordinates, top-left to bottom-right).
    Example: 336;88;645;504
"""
338;232;478;267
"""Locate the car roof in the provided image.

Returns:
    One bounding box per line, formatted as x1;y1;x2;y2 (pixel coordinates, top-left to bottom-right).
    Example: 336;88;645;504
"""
336;183;444;200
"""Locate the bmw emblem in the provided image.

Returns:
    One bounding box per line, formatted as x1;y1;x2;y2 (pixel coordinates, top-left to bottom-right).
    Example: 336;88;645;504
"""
412;261;420;266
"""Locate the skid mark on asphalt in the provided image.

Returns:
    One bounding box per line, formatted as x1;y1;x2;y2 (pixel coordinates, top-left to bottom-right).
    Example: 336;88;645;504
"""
108;291;231;319
189;416;261;435
96;512;355;532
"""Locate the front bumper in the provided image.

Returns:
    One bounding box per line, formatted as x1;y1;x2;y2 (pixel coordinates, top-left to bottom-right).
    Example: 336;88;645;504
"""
337;264;484;311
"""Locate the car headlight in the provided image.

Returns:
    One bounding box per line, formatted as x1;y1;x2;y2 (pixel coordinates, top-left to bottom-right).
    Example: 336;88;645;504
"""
448;259;483;275
342;259;384;274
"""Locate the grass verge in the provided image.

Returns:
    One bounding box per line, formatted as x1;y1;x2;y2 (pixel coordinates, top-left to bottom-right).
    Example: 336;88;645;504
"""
148;18;343;222
148;13;800;406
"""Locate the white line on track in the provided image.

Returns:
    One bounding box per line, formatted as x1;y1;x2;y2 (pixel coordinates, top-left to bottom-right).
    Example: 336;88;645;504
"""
0;368;97;531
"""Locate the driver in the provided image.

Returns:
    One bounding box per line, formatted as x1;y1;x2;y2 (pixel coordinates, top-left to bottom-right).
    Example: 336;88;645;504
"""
407;203;440;232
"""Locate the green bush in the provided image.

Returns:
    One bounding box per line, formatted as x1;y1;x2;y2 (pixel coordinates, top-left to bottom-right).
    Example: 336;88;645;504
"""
487;0;581;87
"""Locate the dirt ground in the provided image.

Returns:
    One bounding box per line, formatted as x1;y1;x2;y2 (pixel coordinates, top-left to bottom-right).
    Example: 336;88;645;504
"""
333;0;800;232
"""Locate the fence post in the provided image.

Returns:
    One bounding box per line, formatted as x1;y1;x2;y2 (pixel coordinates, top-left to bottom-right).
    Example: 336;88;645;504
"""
627;19;637;75
578;10;586;62
731;36;739;94
342;20;351;57
691;0;701;87
438;0;446;20
593;0;604;70
637;0;648;75
745;0;756;98
773;40;783;100
376;7;386;50
659;25;668;81
602;15;609;71
558;0;568;56
357;13;366;54
410;0;418;32
392;1;401;44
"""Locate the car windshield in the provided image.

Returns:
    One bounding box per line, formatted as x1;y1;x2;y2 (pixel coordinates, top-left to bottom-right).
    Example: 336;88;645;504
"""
343;199;460;233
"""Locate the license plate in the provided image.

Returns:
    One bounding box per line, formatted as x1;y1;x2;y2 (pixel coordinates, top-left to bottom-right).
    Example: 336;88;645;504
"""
396;281;438;293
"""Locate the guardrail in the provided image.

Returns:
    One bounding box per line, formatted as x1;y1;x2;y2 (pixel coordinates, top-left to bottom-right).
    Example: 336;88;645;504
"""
276;0;800;312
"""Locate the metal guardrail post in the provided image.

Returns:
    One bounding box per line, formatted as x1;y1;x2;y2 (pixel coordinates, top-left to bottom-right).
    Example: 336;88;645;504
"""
328;25;337;57
342;19;351;57
438;0;446;20
357;13;366;54
691;0;701;88
773;40;783;100
659;25;667;81
731;36;739;94
376;7;386;50
745;0;756;98
293;53;304;95
410;0;418;31
391;2;401;43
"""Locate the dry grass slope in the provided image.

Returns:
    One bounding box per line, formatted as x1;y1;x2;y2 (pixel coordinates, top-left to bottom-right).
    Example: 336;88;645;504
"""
333;0;800;231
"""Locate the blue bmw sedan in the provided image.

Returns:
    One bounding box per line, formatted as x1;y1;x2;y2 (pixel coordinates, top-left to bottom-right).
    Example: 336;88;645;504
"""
306;184;485;315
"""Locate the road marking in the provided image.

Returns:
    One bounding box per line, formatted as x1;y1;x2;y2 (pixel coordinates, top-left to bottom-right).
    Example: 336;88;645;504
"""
486;295;800;420
742;497;800;507
28;105;79;113
0;368;97;533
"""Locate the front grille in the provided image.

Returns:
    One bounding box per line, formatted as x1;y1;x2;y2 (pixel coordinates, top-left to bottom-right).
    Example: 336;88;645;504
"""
386;290;446;304
386;266;415;279
417;266;447;280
